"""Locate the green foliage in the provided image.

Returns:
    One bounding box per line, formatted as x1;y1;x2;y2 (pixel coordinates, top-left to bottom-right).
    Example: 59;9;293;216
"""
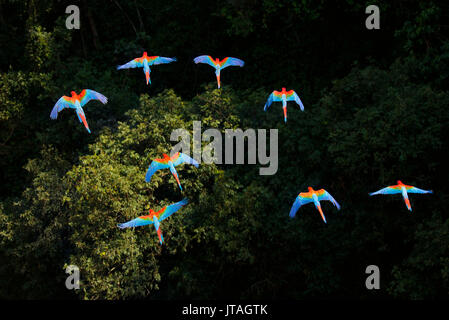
389;217;449;299
0;146;72;298
320;63;449;184
26;25;54;70
0;70;54;195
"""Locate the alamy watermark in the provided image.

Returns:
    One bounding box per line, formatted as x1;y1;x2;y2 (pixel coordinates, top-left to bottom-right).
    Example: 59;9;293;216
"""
365;5;380;30
170;121;278;175
65;264;80;290
65;5;80;29
365;265;380;289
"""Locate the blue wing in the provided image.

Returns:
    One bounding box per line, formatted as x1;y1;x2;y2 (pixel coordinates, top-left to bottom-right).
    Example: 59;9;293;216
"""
79;89;108;107
369;186;402;196
159;198;188;221
289;195;313;218
264;92;281;111
118;216;153;228
193;55;216;68
117;58;143;70
317;189;341;210
152;56;177;65
145;160;169;183
286;91;305;111
172;153;199;168
220;57;245;69
50;96;74;119
407;186;433;194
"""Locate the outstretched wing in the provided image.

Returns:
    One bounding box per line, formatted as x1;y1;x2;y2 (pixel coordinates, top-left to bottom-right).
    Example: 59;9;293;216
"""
316;189;341;209
193;55;216;67
289;193;314;218
264;91;282;111
171;152;199;168
369;186;402;196
117;57;144;69
50;96;74;119
406;186;433;194
145;160;170;182
158;198;189;221
286;90;305;111
78;89;108;107
220;57;245;69
118;215;153;228
150;56;177;65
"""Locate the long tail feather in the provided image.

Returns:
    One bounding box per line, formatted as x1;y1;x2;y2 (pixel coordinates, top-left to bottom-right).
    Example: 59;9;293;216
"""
317;204;327;223
402;189;412;211
404;197;412;211
174;173;182;190
169;164;182;190
77;110;91;133
157;228;164;244
143;60;151;85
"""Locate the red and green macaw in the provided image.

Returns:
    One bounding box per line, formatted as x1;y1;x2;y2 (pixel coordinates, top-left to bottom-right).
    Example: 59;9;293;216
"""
369;180;433;211
264;88;305;122
117;51;176;85
289;187;340;223
145;152;199;191
50;89;108;133
118;198;188;245
193;55;245;88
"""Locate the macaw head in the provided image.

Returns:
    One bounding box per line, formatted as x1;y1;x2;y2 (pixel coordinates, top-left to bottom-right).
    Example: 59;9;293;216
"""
162;153;170;161
143;51;148;58
281;87;287;94
70;91;77;98
148;208;156;218
308;186;315;193
397;180;403;185
215;58;220;65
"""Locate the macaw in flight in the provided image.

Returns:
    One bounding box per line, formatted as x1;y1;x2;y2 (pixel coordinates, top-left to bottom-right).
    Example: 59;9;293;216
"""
264;88;305;122
193;55;244;88
289;187;341;223
118;198;188;245
117;52;176;85
145;152;199;191
50;89;108;133
369;180;433;211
